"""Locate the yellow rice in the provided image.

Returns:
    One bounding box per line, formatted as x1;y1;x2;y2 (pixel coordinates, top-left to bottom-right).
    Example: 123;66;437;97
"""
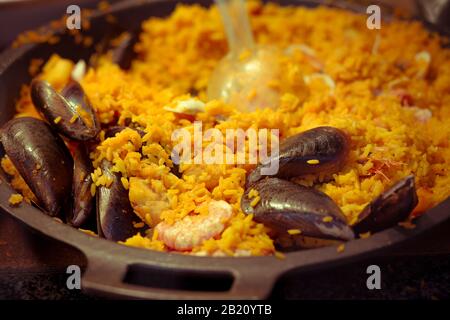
4;1;450;257
8;193;23;206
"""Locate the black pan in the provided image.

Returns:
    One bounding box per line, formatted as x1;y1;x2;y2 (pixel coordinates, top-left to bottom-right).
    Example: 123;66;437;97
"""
0;0;449;299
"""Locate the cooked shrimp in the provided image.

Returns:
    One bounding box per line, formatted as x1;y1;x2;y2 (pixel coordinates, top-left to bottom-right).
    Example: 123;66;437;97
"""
156;200;233;251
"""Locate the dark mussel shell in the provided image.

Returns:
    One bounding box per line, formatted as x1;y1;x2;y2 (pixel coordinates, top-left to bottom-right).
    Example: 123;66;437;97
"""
31;79;100;141
104;126;127;139
104;125;145;139
96;159;139;241
61;80;100;131
109;32;138;70
90;28;138;70
247;126;349;186
0;117;73;216
67;144;95;227
353;175;418;235
170;161;182;179
241;178;355;241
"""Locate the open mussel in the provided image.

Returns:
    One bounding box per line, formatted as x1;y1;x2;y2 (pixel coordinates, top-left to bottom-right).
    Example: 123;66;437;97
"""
353;175;418;235
31;79;100;141
0;117;73;216
241;178;355;241
67;144;95;227
96;159;141;241
247;126;349;186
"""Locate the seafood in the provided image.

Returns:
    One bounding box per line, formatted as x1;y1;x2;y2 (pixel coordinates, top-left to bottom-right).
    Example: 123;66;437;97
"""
109;32;138;70
104;125;145;140
67;144;95;227
156;200;233;251
353;175;418;235
104;126;128;139
163;98;206;115
0;117;73;216
128;177;170;227
241;178;355;241
31;79;100;141
71;60;86;82
247;127;349;186
90;29;137;70
96;159;140;241
241;175;418;247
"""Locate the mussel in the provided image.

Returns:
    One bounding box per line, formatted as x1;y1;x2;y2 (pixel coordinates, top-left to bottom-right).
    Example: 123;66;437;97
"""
353;175;418;235
0;117;73;216
104;125;145;139
67;144;95;227
104;126;128;139
90;28;137;70
247;126;349;186
109;32;138;70
241;178;355;241
96;159;140;241
31;79;100;141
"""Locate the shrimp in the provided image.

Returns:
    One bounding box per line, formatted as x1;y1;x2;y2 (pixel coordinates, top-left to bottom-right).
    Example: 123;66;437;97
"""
358;157;405;182
156;200;233;251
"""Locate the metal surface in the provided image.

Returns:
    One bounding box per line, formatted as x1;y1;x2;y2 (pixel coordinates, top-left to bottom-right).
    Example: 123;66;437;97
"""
0;0;449;299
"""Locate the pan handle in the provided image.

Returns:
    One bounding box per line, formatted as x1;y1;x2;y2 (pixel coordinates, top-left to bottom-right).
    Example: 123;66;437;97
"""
81;253;282;299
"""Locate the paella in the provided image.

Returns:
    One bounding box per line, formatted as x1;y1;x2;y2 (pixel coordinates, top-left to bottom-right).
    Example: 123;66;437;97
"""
1;1;449;257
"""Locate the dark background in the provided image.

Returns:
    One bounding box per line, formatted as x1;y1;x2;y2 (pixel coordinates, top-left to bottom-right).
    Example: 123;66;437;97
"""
0;0;449;300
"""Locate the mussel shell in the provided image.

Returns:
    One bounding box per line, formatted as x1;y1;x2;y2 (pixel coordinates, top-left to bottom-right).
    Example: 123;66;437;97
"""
90;29;137;70
170;162;182;178
67;144;94;227
31;79;100;141
0;117;73;216
110;32;138;70
353;175;418;235
61;80;100;133
104;125;145;139
96;159;139;241
104;126;127;139
247;126;349;186
241;178;354;241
